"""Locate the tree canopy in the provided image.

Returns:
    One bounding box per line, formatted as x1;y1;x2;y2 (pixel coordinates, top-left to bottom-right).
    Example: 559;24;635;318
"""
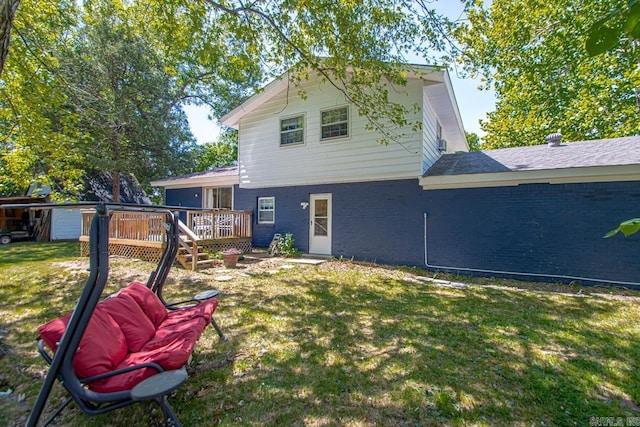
455;0;640;149
195;129;238;171
1;0;462;198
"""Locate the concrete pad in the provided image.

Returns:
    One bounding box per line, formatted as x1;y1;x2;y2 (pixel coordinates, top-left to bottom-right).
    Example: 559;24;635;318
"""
286;258;326;265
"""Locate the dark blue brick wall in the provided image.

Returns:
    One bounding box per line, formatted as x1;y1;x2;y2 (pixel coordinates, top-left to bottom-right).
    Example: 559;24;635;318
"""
234;179;640;285
233;180;427;264
165;187;202;222
424;181;640;285
165;187;202;208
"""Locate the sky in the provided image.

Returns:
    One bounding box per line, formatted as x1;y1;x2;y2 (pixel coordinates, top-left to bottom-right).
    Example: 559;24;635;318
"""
184;2;497;145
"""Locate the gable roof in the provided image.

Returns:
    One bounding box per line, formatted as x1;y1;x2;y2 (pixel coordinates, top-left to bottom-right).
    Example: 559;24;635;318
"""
219;64;467;151
150;166;239;189
420;136;640;189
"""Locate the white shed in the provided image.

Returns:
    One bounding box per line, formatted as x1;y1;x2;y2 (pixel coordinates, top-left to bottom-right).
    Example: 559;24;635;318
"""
50;208;82;240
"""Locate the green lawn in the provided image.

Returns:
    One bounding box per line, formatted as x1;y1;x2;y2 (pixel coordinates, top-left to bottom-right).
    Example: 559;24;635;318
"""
1;241;639;426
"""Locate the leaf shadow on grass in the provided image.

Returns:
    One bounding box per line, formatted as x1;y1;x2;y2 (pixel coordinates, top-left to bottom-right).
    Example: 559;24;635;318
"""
188;272;640;426
3;254;640;426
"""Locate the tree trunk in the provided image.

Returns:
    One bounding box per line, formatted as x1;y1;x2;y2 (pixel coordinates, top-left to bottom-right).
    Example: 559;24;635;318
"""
112;170;120;203
0;0;20;78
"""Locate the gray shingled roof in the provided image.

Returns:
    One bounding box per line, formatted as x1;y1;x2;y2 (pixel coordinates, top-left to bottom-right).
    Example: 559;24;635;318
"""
158;165;238;182
424;136;640;177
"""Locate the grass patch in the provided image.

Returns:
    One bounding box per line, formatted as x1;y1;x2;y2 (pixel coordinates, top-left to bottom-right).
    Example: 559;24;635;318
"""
1;242;639;425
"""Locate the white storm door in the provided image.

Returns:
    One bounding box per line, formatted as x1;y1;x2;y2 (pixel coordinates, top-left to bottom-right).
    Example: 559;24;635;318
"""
309;193;332;255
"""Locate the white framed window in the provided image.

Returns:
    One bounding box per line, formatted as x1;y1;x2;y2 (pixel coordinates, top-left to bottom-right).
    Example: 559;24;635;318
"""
280;115;304;146
321;106;349;140
258;197;275;224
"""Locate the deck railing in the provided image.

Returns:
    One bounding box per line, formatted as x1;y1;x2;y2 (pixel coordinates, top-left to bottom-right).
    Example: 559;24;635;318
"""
186;210;252;240
81;211;166;242
81;209;252;242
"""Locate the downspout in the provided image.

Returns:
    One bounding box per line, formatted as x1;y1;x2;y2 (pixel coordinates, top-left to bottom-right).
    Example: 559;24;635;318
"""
423;213;640;288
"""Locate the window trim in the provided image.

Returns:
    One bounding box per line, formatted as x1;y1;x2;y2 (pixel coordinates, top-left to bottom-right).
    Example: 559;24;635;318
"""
203;186;233;210
279;114;305;147
257;196;275;224
320;105;350;141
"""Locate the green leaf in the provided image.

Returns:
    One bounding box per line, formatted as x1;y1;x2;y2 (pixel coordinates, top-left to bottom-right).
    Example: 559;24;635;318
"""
623;2;640;36
604;218;640;238
586;22;621;56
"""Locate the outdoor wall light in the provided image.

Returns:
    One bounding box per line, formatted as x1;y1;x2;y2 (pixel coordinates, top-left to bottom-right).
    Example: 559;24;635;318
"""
300;202;309;209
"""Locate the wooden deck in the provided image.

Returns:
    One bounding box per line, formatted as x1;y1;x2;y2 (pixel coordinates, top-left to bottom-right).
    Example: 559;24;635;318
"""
80;209;252;269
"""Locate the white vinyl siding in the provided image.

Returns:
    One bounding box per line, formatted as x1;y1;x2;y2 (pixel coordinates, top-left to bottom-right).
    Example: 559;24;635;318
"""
238;76;424;188
321;106;349;140
422;96;441;173
280;115;304;146
257;197;275;224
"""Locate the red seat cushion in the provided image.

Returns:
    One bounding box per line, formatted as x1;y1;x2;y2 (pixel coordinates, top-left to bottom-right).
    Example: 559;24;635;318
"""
90;326;205;393
38;305;128;380
100;292;156;352
119;281;167;327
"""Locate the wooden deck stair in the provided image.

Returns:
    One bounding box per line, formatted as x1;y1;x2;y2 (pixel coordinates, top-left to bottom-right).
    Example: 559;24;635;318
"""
176;242;215;271
176;220;215;271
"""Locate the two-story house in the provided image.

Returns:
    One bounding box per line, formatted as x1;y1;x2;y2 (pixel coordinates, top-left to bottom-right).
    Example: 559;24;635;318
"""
152;65;640;286
153;65;467;265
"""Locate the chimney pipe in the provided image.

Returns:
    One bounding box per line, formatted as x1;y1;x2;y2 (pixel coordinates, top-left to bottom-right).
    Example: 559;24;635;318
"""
545;132;562;147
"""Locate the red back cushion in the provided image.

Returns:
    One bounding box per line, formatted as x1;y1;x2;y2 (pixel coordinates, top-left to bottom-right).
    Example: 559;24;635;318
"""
38;305;128;380
120;282;167;327
100;292;156;352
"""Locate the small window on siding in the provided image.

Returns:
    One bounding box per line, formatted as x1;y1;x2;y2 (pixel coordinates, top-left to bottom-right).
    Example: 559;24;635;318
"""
258;197;275;224
321;106;349;140
280;115;304;146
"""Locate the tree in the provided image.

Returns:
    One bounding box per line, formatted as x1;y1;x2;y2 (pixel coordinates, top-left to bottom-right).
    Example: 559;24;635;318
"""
0;0;20;76
585;2;640;240
0;0;82;197
2;0;464;198
56;12;197;201
455;0;640;149
586;0;640;55
195;129;238;171
465;131;481;151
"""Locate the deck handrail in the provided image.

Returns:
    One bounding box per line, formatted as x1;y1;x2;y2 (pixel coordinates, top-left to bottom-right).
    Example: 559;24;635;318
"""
177;219;198;242
186;210;252;240
81;210;165;242
81;209;252;243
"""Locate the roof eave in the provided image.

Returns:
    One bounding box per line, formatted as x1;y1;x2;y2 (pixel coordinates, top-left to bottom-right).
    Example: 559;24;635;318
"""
419;164;640;190
150;175;239;189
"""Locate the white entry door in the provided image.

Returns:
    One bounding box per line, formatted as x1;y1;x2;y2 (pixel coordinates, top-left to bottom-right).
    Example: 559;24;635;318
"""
309;193;332;255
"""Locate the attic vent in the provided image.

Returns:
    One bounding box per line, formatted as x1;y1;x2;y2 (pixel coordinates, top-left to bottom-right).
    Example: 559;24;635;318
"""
437;138;447;152
545;132;562;147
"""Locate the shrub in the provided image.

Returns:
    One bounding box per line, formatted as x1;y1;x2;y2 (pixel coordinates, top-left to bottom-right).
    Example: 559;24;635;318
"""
276;232;299;257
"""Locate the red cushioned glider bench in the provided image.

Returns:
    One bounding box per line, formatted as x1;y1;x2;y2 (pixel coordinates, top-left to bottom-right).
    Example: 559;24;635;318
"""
39;281;217;393
17;203;227;427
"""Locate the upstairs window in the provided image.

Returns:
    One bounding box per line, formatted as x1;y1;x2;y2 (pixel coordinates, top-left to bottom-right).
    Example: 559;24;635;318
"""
280;115;304;146
258;197;275;224
321;106;349;140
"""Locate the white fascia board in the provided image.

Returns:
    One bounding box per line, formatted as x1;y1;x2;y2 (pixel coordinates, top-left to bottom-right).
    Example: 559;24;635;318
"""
220;78;289;129
239;172;420;189
424;70;468;153
151;175;239;189
419;165;640;190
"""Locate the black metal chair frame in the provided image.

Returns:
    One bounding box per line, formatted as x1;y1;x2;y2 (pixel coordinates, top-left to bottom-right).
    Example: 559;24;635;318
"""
0;202;226;427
